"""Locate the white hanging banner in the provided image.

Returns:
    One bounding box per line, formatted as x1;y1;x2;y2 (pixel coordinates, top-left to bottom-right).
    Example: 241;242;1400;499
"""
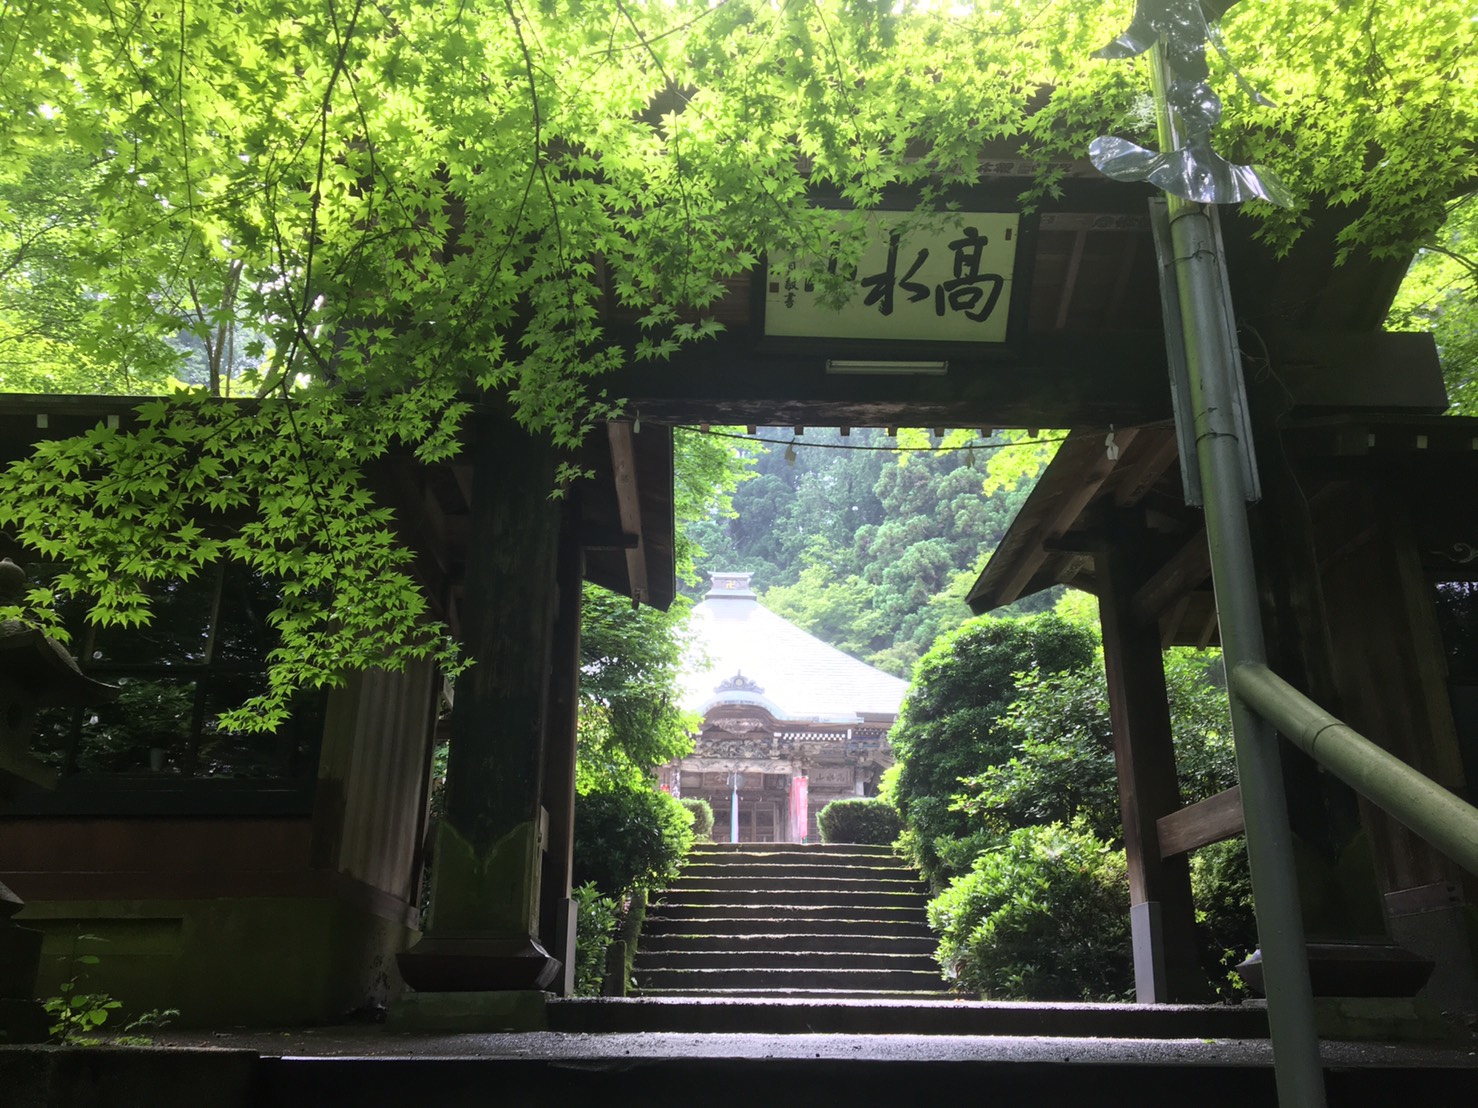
764;212;1020;343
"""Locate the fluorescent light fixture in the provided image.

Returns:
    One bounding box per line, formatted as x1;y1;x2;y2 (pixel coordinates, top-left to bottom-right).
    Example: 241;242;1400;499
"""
825;359;949;375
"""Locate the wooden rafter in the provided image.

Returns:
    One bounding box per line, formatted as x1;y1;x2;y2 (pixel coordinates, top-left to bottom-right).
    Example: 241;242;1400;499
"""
1053;229;1088;330
990;428;1140;605
1132;527;1210;623
1104;231;1140;322
1114;427;1180;507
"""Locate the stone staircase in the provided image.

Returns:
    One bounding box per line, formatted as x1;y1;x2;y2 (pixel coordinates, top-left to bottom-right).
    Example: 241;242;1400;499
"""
634;842;952;999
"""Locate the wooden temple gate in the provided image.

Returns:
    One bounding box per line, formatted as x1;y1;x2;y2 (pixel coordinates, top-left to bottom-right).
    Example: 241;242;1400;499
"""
4;161;1475;1026
392;167;1476;1017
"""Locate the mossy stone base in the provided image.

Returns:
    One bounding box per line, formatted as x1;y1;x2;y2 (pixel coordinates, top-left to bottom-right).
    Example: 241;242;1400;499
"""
388;989;550;1032
423;820;542;936
1313;996;1456;1043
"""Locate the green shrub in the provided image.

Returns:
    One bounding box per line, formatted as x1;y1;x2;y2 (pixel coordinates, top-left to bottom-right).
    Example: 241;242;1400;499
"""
928;821;1132;1000
571;882;620;997
1190;837;1258;998
573;784;695;896
679;796;714;840
929;827;999;884
816;797;902;844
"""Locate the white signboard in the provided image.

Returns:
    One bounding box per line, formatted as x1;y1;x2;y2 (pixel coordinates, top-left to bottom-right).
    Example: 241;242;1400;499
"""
764;212;1019;343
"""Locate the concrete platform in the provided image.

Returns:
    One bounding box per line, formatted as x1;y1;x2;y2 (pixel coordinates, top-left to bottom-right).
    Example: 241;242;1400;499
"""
5;1024;1477;1107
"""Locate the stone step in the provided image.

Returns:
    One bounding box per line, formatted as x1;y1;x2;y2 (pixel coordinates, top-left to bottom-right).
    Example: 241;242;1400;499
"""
618;987;957;1001
677;861;913;881
634;844;938;1002
685;856;904;874
666;874;927;894
635;950;939;973
641;913;933;937
639;932;937;954
82;1028;1478;1108
547;997;1276;1039
648;902;929;922
653;888;927;910
634;966;947;992
685;845;904;862
692;843;897;856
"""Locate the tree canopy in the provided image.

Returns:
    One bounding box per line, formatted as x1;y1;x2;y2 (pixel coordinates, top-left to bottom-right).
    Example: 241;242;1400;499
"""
5;1;1474;407
1;0;1473;717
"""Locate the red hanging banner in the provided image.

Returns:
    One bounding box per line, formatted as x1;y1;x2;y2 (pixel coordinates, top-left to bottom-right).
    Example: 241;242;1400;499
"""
790;776;809;844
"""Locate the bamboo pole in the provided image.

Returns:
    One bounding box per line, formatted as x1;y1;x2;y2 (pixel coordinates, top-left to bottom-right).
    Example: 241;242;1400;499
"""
1148;46;1327;1108
1233;663;1478;878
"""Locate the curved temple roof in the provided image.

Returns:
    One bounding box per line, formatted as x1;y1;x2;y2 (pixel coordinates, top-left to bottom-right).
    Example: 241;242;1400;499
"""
681;572;909;724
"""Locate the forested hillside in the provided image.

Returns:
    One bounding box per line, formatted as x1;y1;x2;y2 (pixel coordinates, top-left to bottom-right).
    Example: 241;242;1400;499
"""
684;428;1055;677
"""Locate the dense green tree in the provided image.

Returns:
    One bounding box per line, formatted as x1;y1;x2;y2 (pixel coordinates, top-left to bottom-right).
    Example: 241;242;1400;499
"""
761;563;890;663
572;784;694;897
0;149;189;393
883;612;1097;883
575;584;696;794
2;0;1473;716
955;647;1237;843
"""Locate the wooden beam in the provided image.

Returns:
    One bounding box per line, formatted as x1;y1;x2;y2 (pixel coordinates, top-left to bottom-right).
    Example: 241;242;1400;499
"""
608;331;1177;427
1132;528;1210;622
1115;429;1181;506
540;523;585;996
1043;534;1100;555
993;429;1139;605
1060;554;1093;585
578;525;639;551
398;415;563;992
1157;787;1245;858
607;421;648;606
1262;330;1447;414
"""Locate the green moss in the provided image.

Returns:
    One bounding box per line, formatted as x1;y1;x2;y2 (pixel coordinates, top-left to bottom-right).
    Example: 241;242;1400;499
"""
425;818;542;935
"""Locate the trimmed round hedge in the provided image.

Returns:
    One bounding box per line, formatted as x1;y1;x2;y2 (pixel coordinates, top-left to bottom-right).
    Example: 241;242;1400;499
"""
816;797;902;845
573;784;694;896
680;796;714;840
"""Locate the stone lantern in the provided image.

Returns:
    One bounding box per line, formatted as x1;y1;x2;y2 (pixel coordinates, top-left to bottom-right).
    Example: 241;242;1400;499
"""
0;558;117;1042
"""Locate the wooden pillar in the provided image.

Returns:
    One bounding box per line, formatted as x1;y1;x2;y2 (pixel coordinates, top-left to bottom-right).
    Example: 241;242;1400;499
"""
539;517;584;997
1096;535;1208;1002
397;415;562;993
1316;487;1478;1010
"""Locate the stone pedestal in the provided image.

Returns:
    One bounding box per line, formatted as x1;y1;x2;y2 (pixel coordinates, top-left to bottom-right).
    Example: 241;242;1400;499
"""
387;989;550;1032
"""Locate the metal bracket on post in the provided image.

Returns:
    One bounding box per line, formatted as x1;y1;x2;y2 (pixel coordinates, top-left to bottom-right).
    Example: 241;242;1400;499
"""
1149;198;1262;507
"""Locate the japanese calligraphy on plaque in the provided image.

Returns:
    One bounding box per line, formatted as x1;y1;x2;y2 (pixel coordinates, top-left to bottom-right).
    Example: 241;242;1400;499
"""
764;212;1020;343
